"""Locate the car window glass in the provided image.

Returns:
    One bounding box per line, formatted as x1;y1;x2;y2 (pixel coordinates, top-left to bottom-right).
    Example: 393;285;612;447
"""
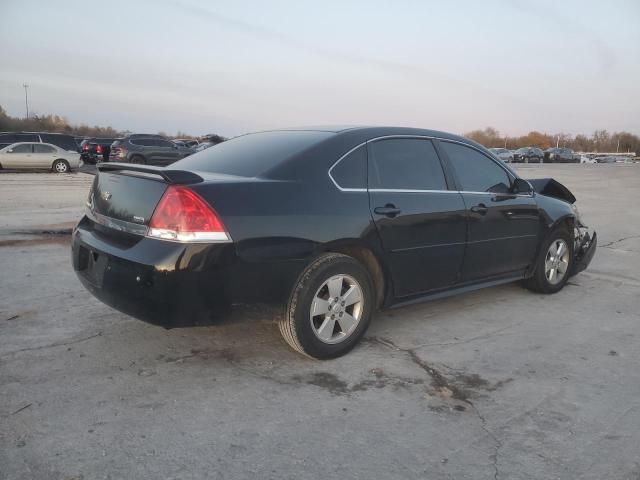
132;138;152;146
368;138;447;190
9;144;33;153
331;145;366;189
34;144;55;153
440;141;511;193
157;140;174;148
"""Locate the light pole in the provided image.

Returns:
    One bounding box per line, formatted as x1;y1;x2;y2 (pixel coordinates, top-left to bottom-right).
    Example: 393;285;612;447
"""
23;83;29;119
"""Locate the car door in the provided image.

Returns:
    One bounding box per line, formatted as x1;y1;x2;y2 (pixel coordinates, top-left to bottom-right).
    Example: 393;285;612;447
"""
2;143;35;168
367;137;467;297
33;144;58;167
155;139;181;165
438;140;540;282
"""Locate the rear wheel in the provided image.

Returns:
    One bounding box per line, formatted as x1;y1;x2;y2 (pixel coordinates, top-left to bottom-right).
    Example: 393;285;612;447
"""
524;227;573;294
279;253;374;359
52;159;69;173
130;155;146;164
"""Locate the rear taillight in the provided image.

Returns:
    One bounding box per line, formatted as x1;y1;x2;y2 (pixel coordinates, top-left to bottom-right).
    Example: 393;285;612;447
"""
147;186;230;243
96;145;103;154
82;144;89;151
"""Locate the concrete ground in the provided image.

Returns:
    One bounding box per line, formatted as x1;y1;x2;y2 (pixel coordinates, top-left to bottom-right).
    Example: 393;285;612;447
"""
1;165;639;480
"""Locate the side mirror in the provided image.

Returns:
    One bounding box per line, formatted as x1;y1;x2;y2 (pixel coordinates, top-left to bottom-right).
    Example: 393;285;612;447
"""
512;178;533;195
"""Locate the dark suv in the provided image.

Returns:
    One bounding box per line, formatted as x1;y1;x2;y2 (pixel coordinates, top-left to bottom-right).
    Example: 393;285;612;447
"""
80;138;119;164
513;147;544;163
544;148;580;163
109;136;193;165
0;132;79;152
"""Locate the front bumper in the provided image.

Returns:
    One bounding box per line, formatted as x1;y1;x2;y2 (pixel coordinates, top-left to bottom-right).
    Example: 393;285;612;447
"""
570;227;597;276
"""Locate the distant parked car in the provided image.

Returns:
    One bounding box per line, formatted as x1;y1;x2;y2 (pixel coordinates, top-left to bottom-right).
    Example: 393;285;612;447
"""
544;148;580;163
109;136;193;165
513;147;544;163
489;148;514;163
0;132;79;152
194;141;216;152
593;155;628;164
174;138;199;148
0;142;81;172
580;155;597;164
80;138;119;164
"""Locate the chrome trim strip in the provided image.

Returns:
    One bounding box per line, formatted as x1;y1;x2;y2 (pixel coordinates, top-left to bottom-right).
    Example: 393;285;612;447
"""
86;207;148;236
327;142;368;192
369;188;457;194
327;133;527;194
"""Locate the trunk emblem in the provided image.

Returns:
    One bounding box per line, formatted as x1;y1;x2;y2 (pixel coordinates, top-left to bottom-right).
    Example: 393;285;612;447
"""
101;191;112;201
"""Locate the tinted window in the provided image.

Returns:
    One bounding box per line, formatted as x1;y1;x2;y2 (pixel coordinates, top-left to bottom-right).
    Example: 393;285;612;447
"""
173;131;334;177
330;146;366;189
34;144;56;153
440;141;511;193
156;139;174;148
368;138;447;190
9;144;33;153
131;138;154;146
40;134;76;150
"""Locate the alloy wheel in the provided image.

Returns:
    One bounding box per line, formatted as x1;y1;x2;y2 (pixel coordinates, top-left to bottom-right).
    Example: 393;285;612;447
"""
545;239;570;285
310;274;364;344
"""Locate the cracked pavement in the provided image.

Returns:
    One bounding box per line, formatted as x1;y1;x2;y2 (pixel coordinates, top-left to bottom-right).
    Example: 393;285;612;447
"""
1;164;640;480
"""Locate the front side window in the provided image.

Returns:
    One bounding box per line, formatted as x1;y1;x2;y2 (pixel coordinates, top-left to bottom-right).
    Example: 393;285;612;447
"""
368;138;447;190
34;144;56;153
440;141;511;194
330;146;366;189
9;144;33;153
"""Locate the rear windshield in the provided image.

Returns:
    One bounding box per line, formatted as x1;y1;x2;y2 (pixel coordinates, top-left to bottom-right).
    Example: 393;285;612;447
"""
172;130;334;177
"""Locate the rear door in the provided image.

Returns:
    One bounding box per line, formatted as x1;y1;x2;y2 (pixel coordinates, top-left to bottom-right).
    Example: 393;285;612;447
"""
154;139;181;165
33;144;58;167
438;140;540;281
367;137;467;297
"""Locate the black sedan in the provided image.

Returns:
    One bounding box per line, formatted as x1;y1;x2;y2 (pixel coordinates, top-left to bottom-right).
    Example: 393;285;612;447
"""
72;127;597;359
513;147;544;163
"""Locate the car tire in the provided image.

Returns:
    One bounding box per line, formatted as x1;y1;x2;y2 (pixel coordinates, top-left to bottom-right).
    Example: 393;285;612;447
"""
52;159;70;173
130;155;146;165
279;253;375;359
524;226;574;294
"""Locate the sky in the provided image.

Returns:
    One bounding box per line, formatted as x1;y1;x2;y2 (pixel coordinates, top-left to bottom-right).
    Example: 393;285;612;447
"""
0;0;638;137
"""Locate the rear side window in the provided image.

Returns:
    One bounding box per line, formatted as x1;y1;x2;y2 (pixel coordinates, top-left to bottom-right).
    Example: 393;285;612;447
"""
173;130;334;177
440;141;511;193
368;138;447;190
330;146;366;189
131;138;154;146
40;134;76;151
156;139;174;148
34;144;56;153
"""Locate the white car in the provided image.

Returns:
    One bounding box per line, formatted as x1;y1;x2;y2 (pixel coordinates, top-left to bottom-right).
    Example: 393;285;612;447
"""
0;142;81;173
580;155;597;164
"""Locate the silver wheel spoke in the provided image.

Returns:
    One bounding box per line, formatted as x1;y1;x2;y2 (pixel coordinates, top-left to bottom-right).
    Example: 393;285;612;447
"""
557;259;568;274
327;276;343;299
337;312;357;333
342;285;361;307
311;298;331;316
556;242;566;257
316;317;335;341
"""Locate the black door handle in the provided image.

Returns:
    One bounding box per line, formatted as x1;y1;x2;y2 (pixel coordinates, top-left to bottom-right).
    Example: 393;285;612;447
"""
470;203;488;215
374;205;401;217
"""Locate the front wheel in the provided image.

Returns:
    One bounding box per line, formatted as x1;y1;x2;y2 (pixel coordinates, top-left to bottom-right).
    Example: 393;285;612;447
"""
52;159;70;173
279;253;375;359
524;227;574;294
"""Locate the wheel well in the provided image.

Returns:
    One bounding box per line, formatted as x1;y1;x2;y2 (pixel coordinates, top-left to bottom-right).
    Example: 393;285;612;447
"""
324;245;386;308
52;158;69;166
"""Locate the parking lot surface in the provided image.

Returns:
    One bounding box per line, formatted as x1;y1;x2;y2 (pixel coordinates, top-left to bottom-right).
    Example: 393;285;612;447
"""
1;165;639;480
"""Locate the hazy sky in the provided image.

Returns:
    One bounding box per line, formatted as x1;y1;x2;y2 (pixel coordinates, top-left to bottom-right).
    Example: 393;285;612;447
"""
1;0;638;137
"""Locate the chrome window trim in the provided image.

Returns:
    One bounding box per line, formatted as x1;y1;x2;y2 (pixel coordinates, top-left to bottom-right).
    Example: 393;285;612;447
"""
327;134;529;195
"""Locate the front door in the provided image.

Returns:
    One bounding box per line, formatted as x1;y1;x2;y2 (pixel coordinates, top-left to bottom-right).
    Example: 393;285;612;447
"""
3;143;35;168
438;140;540;282
368;137;467;298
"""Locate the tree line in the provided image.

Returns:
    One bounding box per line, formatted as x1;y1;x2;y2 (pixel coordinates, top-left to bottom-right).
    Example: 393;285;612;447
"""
465;127;639;154
0;105;224;141
1;105;636;152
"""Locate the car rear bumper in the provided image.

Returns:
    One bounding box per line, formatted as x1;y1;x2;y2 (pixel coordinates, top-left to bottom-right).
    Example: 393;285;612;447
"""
71;216;306;328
